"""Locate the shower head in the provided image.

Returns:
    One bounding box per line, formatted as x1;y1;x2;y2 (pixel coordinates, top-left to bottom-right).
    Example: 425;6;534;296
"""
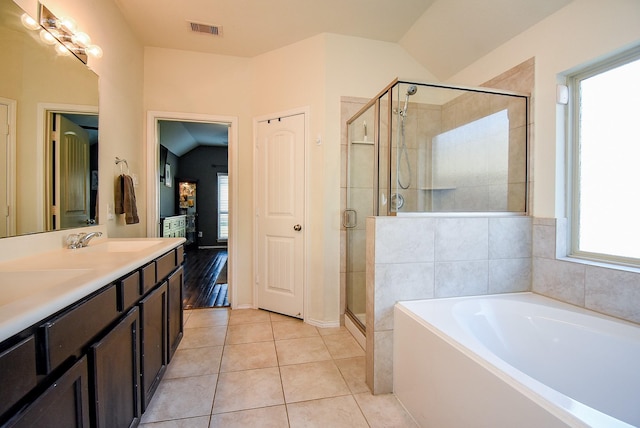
401;85;418;117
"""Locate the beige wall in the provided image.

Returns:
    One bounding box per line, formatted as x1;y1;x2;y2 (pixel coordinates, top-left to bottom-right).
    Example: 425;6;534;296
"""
143;47;253;305
143;34;433;323
447;0;640;218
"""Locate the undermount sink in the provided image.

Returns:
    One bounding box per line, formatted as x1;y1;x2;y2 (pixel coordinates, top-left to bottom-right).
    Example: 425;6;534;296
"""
0;269;94;306
81;240;164;253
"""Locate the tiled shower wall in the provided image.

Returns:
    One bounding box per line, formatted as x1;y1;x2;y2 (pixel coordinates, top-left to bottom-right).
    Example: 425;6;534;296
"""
366;215;532;394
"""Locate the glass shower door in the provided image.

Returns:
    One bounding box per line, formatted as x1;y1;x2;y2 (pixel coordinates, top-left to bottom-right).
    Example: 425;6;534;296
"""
345;102;377;331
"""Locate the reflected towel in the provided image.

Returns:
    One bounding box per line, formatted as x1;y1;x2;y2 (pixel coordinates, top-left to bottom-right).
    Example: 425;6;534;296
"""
115;174;139;224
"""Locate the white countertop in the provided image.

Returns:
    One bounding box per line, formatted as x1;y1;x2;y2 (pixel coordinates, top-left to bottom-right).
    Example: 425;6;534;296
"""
0;237;185;342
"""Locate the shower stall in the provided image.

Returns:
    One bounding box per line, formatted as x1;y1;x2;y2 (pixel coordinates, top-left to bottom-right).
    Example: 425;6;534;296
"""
343;79;529;333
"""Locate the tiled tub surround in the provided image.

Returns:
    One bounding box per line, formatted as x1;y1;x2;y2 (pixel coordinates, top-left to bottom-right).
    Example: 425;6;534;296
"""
367;215;640;395
366;215;532;394
533;218;640;325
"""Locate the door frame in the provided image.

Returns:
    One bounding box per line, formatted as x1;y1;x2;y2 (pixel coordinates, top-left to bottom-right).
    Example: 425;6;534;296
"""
0;97;16;236
146;111;238;308
253;106;309;320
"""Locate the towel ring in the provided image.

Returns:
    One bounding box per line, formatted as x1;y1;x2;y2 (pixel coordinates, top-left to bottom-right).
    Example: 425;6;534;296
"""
115;157;130;175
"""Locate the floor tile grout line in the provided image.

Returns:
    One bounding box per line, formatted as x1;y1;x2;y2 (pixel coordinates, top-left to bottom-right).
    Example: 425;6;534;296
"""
207;315;228;422
156;309;376;426
272;318;293;427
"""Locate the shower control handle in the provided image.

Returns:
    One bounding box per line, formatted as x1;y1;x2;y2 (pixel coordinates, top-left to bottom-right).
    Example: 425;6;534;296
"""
294;224;302;231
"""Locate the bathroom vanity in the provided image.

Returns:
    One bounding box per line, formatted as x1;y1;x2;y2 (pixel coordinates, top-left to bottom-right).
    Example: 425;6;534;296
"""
0;238;185;427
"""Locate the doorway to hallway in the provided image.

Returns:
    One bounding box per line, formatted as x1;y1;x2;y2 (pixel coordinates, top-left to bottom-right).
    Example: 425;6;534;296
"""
147;111;238;309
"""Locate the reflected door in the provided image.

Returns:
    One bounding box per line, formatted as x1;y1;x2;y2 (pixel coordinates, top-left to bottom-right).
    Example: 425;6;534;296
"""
0;102;9;237
56;115;90;230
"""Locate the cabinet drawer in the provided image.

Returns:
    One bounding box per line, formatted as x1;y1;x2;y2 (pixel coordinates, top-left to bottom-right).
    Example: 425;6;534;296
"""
0;336;37;416
120;271;140;311
141;262;156;294
40;285;118;373
156;250;176;282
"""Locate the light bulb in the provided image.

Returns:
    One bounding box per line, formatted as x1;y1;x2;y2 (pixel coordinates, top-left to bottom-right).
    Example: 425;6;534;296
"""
56;16;77;33
85;44;103;59
72;32;91;47
55;42;71;56
20;13;40;31
39;29;57;45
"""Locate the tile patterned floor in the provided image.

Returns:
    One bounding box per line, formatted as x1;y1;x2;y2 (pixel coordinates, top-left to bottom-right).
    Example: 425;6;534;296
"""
139;308;418;427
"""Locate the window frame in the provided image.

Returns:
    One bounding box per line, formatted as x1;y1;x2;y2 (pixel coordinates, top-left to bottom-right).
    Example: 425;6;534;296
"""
217;172;229;241
567;46;640;267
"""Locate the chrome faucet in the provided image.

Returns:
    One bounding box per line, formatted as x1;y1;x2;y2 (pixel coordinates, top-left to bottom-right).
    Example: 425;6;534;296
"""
77;231;103;247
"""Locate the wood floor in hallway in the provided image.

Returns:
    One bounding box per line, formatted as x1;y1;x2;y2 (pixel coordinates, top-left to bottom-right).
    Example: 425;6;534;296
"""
183;248;229;309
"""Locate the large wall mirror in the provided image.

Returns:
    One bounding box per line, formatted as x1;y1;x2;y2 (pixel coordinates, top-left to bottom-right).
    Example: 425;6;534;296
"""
0;0;99;238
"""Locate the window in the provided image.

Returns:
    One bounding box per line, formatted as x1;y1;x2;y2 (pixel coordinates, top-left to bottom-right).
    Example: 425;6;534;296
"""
217;173;229;241
568;47;640;265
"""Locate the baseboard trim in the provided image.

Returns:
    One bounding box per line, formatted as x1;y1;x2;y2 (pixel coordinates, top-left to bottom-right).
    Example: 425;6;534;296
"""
305;318;340;329
232;303;254;310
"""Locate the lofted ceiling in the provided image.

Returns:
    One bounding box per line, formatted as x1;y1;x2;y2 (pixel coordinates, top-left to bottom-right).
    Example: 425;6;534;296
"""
114;0;571;80
118;0;572;155
159;120;229;156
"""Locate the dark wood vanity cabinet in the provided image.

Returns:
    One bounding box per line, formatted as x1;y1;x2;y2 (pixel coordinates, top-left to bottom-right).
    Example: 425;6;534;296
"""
6;356;91;428
40;284;119;374
167;266;184;361
90;307;141;428
0;245;184;428
139;282;168;411
0;336;38;419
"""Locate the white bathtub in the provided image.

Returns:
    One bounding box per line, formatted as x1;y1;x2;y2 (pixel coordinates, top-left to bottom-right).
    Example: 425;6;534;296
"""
393;292;640;428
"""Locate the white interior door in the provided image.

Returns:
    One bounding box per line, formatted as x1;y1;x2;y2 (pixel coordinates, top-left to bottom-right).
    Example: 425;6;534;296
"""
256;113;305;318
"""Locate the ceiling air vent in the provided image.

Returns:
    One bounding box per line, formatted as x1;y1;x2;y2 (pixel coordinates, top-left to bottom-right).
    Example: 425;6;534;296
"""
189;22;223;36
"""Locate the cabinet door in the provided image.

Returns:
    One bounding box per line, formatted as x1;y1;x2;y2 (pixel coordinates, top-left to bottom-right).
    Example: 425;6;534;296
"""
0;336;37;417
167;266;183;361
7;356;90;428
90;307;140;428
139;282;167;412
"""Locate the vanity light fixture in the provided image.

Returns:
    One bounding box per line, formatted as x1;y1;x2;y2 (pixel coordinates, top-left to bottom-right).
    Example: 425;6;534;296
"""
21;3;102;64
20;13;40;31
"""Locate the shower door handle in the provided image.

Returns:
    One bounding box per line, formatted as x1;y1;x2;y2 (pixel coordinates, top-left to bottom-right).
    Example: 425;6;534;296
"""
342;209;357;229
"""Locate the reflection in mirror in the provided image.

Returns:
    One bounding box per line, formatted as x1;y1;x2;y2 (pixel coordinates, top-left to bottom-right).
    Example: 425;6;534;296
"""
0;0;99;238
45;112;98;231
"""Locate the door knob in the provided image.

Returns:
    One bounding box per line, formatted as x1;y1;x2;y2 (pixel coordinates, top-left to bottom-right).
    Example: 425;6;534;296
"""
293;224;302;231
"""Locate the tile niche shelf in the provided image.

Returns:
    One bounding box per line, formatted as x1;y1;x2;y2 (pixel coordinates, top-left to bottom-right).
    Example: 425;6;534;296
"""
418;186;456;190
